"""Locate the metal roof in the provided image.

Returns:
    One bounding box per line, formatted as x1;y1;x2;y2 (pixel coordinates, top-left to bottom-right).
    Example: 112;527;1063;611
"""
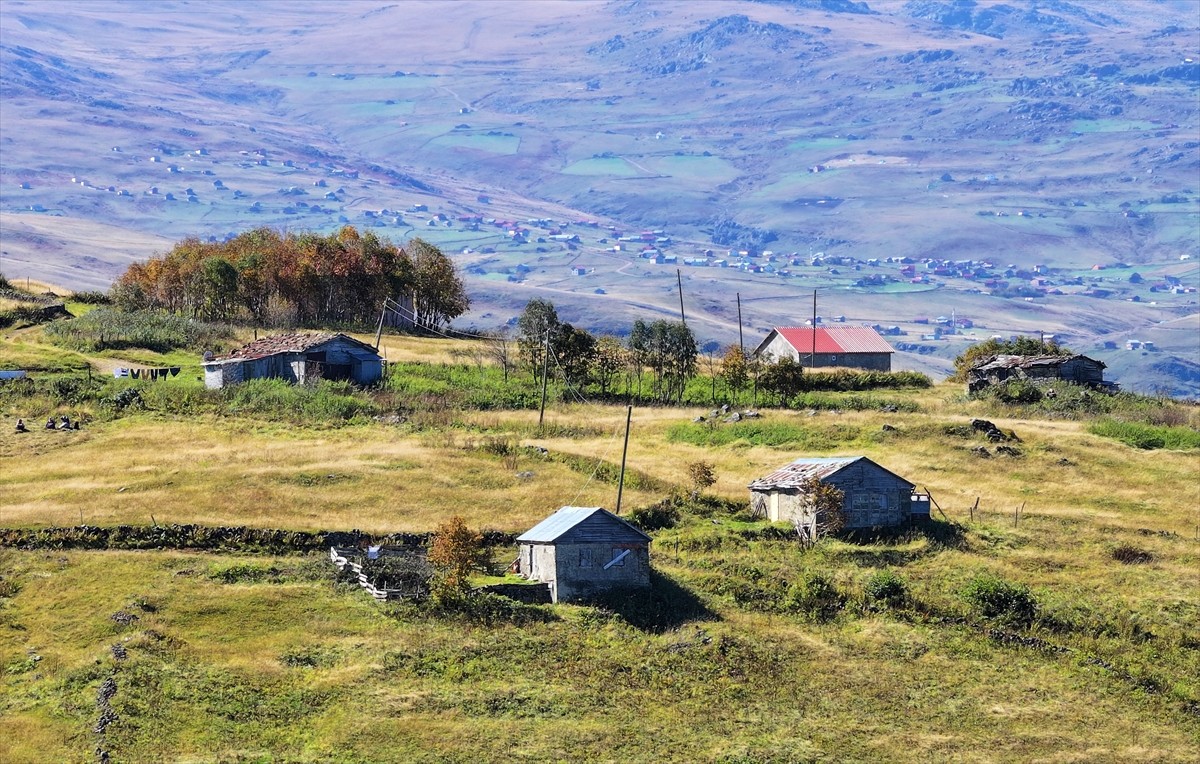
762;327;895;355
223;332;379;361
517;506;652;544
972;354;1105;372
748;456;914;491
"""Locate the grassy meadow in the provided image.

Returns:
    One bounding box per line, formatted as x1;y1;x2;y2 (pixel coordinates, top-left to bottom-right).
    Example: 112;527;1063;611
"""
1;328;1198;762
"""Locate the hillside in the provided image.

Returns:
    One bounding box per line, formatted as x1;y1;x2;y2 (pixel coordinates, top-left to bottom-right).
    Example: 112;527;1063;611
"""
1;326;1198;762
0;0;1197;396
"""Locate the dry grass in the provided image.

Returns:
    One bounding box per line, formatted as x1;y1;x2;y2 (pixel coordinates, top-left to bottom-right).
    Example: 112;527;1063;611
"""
1;549;1195;763
0;413;664;532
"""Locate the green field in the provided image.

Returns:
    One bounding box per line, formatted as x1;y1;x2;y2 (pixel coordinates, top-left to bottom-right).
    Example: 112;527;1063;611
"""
562;158;641;177
1;329;1198;761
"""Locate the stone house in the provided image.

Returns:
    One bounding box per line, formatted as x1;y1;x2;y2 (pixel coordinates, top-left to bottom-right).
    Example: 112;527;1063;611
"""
966;354;1111;394
202;332;383;390
748;456;925;533
516;507;651;603
754;327;895;371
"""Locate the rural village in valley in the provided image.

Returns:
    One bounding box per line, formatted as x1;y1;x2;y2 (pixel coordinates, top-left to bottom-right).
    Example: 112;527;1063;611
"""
0;1;1197;762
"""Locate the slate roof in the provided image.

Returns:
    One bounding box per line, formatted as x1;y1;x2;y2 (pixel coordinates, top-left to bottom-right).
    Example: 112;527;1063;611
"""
223;332;378;361
748;456;914;491
517;506;652;545
759;326;895;356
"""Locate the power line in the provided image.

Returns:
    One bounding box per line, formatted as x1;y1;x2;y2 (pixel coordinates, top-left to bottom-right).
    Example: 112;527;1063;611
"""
565;419;625;508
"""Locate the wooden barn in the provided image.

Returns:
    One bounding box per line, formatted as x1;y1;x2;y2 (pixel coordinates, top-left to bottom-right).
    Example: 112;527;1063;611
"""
202;332;383;390
516;507;651;603
754;327;895;371
967;354;1111;394
748;456;926;532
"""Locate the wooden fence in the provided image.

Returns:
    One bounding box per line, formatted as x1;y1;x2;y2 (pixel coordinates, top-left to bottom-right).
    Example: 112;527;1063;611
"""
328;547;425;602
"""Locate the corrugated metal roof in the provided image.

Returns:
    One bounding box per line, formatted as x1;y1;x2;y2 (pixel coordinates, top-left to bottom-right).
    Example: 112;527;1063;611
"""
517;506;651;544
973;354;1105;372
770;327;895;355
747;456;914;492
748;457;862;490
223;332;378;361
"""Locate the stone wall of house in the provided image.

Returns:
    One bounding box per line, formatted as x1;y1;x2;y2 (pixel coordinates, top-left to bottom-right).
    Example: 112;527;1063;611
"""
552;542;650;602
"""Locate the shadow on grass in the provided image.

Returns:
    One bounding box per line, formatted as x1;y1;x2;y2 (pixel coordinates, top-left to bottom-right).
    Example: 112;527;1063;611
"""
582;570;717;634
838;520;968;550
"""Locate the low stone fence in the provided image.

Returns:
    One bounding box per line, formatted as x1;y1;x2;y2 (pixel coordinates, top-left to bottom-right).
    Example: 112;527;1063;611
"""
478;582;552;604
0;524;517;553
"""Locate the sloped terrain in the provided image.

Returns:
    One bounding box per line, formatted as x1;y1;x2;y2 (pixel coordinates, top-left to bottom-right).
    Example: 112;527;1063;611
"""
0;0;1197;393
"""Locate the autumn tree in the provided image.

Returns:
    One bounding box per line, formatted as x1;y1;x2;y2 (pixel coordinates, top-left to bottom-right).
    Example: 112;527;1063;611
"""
687;461;717;501
590;335;627;396
795;477;846;547
408;238;469;329
427;515;487;595
719;345;749;404
109;226;466;331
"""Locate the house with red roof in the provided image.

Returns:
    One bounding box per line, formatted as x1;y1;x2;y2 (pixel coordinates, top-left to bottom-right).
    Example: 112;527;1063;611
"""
753;326;895;371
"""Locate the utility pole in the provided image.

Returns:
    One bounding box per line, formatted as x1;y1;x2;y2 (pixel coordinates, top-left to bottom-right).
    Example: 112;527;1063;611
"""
615;405;632;515
811;289;817;370
538;330;550;430
676;268;686;325
374;302;387;349
736;292;744;353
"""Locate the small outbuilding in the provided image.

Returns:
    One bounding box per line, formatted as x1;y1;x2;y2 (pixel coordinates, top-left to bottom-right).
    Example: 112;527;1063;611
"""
966;354;1111;394
754;327;895;371
202;332;383;390
516;506;651;603
748;456;926;531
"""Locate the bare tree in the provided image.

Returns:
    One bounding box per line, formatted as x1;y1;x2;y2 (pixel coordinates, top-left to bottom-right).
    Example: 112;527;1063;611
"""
795;477;846;548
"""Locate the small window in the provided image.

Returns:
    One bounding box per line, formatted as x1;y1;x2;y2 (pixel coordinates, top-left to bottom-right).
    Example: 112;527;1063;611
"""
607;548;627;567
579;550;592;568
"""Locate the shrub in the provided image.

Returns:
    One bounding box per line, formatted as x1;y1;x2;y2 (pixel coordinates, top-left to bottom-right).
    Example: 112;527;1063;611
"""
863;569;907;605
71;291;113;305
42;307;234;353
627;499;681;531
1111;544;1153;565
962;574;1038;626
783;572;844;622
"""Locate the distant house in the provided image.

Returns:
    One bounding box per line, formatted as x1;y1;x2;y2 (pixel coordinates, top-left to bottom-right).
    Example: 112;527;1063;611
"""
966;354;1112;394
754;327;895;371
516;507;651;603
748;456;926;533
202;332;383;390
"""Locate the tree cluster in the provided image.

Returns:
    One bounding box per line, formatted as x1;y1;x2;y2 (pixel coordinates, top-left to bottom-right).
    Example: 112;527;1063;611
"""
112;227;468;328
514;299;699;404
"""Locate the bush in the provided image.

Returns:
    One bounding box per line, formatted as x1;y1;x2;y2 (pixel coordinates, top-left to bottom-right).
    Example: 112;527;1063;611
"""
42;308;234;353
627;499;682;531
71;291;113;305
1111;544;1153;565
783;572;844;622
962;574;1037;626
863;569;907;605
